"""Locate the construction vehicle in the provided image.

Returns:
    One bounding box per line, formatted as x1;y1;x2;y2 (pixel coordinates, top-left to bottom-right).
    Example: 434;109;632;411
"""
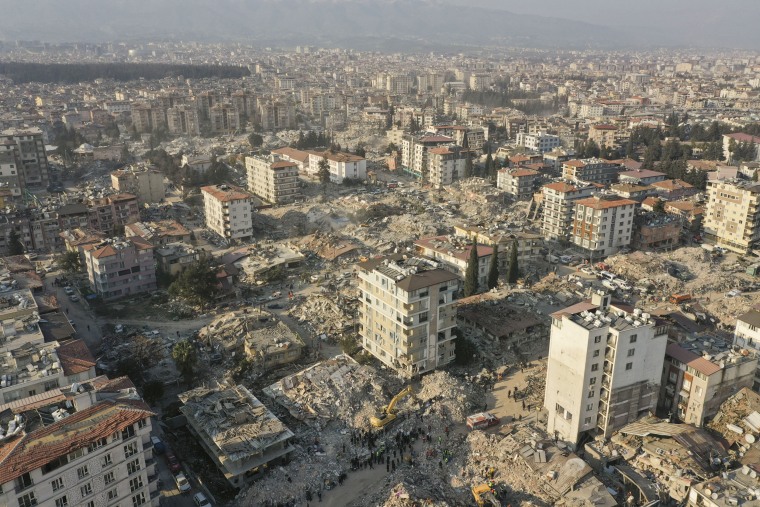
471;484;501;506
370;386;412;428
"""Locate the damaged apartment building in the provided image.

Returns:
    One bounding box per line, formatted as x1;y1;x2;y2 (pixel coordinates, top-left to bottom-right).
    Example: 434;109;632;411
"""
544;291;670;446
357;254;459;377
179;385;295;489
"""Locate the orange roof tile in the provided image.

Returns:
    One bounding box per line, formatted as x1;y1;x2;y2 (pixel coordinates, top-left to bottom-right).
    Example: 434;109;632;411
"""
575;196;637;210
56;339;96;376
543;182;577;192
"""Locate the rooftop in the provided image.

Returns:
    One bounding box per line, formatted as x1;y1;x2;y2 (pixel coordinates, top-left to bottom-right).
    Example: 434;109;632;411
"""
415;235;493;262
575;195;637;210
359;254;459;292
201;184;253;202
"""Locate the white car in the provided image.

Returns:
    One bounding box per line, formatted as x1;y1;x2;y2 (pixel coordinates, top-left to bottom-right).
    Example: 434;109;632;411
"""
193;493;212;507
174;472;191;493
726;289;742;298
580;266;595;275
614;280;632;291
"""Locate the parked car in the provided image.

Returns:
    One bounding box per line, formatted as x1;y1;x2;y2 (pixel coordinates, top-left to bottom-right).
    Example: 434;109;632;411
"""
165;451;182;473
580;266;595;275
174;472;191;493
151;436;166;454
727;289;742;298
68;294;80;302
466;412;500;430
193;492;212;507
64;287;75;295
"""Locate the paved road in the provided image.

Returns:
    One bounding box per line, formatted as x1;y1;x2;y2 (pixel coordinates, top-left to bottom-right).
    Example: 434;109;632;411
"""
44;271;103;353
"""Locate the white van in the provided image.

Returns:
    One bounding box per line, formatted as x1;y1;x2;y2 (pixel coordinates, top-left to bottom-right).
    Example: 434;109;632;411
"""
599;271;616;281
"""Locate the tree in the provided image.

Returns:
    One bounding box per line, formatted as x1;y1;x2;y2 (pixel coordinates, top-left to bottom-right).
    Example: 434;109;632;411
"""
507;241;519;284
172;340;197;384
168;258;219;305
462;133;473;179
487;244;499;290
248;132;263;148
7;229;24;256
355;144;366;158
463;241;480;297
653;198;666;213
56;251;82;274
317;156;331;189
142;380;165;405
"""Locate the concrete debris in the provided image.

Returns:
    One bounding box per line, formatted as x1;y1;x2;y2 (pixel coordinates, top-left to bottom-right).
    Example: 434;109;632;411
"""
415;371;482;422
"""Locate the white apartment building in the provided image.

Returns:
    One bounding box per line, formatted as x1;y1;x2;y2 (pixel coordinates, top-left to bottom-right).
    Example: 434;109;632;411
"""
541;181;595;241
166;105;200;136
0;141;22;197
516;132;561;153
734;310;760;391
110;166;165;204
572;195;636;258
414;235;493;290
497;168;540;199
246;154;301;204
306;151;367;183
578;103;606;118
209;104;240;133
544;292;668;446
703;179;760;254
201;184;254;241
357;255;460;377
0;399;158;507
427;146;466;188
401;135;455;179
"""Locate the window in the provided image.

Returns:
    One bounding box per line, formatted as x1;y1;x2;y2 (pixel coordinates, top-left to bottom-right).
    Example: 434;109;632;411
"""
107;489;118;501
591;364;599;372
130;477;143;492
593;350;600;357
102;454;113;467
88;438;108;452
594;336;601;343
51;478;64;492
104;471;115;485
590;377;597;385
630;334;637;343
588;391;595;398
132;492;147;507
124;442;139;458
127;459;141;475
122;425;135;440
17;493;37;507
137;418;147;430
584;417;592;425
54;496;68;507
625;362;633;370
85;502;95;507
80;483;92;497
77;465;89;480
586;404;593;411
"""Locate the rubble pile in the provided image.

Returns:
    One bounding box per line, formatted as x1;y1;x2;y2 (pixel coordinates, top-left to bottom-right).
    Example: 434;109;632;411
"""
263;354;387;427
198;311;256;349
708;387;760;442
367;477;455;507
381;213;442;244
415;371;482;421
605;252;674;288
288;293;351;337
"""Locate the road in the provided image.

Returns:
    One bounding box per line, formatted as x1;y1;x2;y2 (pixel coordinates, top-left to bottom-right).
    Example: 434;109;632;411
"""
44;271;103;353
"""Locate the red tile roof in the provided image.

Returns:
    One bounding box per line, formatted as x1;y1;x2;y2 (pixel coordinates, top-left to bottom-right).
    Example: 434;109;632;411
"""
0;400;153;484
575;196;636;210
666;343;721;377
543;182;577;193
56;339;96;376
726;132;760;144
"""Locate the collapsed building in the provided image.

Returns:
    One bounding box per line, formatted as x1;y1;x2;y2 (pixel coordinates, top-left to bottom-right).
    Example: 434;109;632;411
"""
179;385;295;489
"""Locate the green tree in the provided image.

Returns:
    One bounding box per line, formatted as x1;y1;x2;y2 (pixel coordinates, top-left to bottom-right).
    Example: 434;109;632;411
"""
653;198;666;213
248;132;263;148
461;134;473;178
172;340;197;384
463;241;480;297
56;251;82;274
317;156;331;190
507;241;519;284
703;141;724;161
355;144;366;158
487;244;499;290
168;258;219;305
142;380;165;405
7;229;24;256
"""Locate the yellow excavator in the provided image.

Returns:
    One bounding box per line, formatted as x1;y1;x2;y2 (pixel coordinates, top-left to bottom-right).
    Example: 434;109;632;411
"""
471;484;501;507
370;386;413;428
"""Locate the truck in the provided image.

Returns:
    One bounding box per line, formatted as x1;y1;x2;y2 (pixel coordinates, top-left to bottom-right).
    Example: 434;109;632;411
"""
471;484;501;507
370;386;413;428
702;244;724;256
669;294;692;304
466;412;501;430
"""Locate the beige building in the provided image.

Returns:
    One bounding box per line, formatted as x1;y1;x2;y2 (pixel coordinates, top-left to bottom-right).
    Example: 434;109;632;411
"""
733;310;760;391
541;181;595;241
246;154;301;204
453;225;543;275
660;342;757;427
587;124;618;148
414;235;493;290
703;179;760;254
427;146;467;188
357;255;459;377
110;166;165;204
562;158;621;185
209;103;240;133
497;168;540;199
166;104;200;136
201;184;254;241
572;195;636;258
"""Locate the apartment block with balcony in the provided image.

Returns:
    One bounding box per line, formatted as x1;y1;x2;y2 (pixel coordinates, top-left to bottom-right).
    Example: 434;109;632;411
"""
110;166;165;204
734;310;760;391
516;132;561;153
209;104;240;134
572;195;636;258
86;193;140;234
246;154;301;204
562;158;621;185
166;104;200;136
703;179;760;254
497;168;541;199
83;237;156;301
0;399;159;507
544;292;668;446
541;181;595;241
659;341;757;427
358;254;460;377
305;151;367;184
400;134;455;179
1;128;50;190
414;235;492;291
427;146;466;188
0;140;23;197
453;225;543;276
201;184;254;241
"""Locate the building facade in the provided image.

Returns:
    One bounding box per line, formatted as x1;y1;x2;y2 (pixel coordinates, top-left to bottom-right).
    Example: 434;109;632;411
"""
427;146;466;188
734;310;760;391
83;237;156;301
703;180;760;254
358;255;459;377
562;158;621;185
1;128;50;190
541;181;595;241
246;154;301;204
544;292;668;446
516;132;561;153
201;184;254;241
497;168;540;199
572;195;636;258
110;167;165;204
414;235;493;291
306;151;367;183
